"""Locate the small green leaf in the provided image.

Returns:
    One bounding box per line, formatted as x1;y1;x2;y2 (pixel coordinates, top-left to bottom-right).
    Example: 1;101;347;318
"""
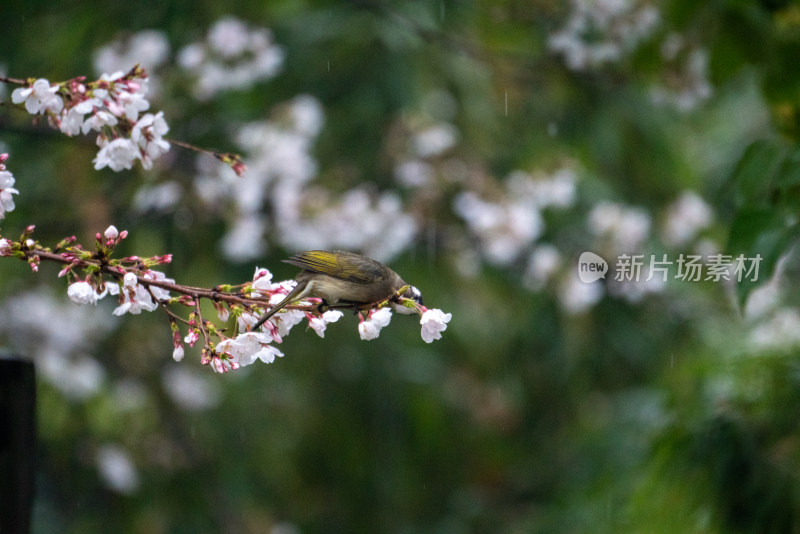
774;149;800;190
730;140;784;209
727;209;797;308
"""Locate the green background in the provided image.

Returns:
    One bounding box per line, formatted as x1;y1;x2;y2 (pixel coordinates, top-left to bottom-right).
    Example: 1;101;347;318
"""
3;1;800;532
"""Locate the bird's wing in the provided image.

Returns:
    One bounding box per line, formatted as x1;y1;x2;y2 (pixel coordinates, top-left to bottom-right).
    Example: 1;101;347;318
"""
284;250;386;284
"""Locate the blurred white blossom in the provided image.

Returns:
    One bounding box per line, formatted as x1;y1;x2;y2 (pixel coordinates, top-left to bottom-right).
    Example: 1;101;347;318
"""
394;159;434;188
162;366;222;411
112;380;149;413
177;16;284;100
270;522;302;534
608;271;666;303
749;308;800;350
412;122;459;158
420;89;458;121
198;95;322;261
588;201;651;253
560;272;604;314
39;352;106;401
507;168;578;209
221;213;268;262
0;289;115;400
96;445;140;494
662;191;713;247
650;33;713;112
525;244;563;290
198;92;423;263
744;255;789;320
549;0;660;71
277;188;418;263
93;30;170;91
454;190;542;266
133;181;183;212
454;168;576;268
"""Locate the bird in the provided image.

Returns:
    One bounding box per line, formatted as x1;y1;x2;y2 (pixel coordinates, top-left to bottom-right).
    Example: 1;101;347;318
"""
251;250;423;330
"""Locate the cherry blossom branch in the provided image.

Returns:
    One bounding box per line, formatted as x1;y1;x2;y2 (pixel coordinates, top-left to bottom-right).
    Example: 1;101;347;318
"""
0;75;27;85
1;66;246;176
167;139;247;177
28;248;275;308
25;246;407;315
0;61;453;374
0;223;451;374
4;226;302;312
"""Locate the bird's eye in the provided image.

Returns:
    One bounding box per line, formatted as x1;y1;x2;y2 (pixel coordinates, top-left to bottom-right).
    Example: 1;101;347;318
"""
409;286;423;306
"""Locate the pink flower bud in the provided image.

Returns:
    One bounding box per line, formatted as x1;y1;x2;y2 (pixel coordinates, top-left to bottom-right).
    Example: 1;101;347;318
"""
232;161;247;177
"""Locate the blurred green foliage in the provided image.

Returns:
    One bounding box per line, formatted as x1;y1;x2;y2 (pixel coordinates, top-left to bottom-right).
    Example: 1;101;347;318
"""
3;1;800;533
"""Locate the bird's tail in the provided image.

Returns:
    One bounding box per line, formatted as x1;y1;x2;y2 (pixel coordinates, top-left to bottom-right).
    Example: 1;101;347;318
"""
250;282;307;331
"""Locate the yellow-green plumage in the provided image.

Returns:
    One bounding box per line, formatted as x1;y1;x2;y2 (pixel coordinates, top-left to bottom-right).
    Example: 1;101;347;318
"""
251;250;422;330
283;250;391;285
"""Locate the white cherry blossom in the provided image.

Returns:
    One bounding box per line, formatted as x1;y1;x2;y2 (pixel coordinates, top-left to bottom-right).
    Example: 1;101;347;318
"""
420;308;452;343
